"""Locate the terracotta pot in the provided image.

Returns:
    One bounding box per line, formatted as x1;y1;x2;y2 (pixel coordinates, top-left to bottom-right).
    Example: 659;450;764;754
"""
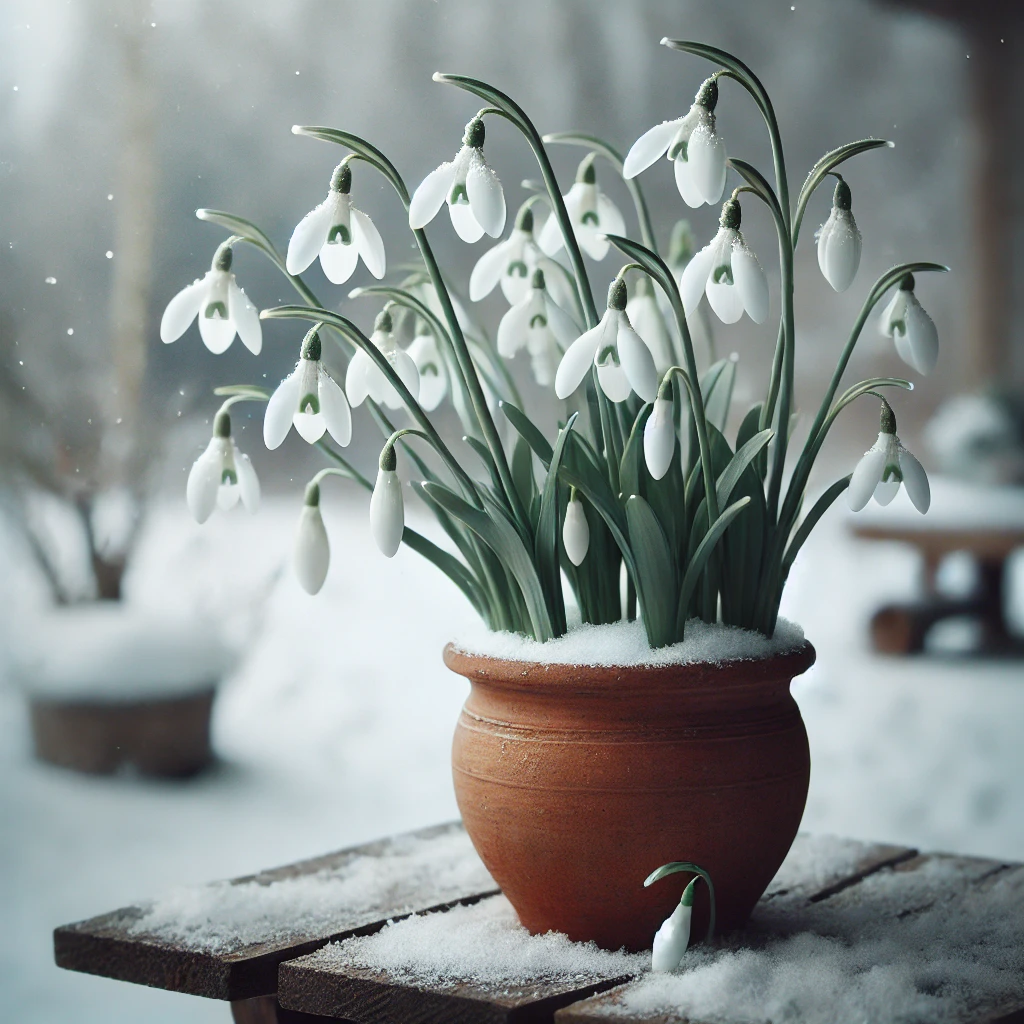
445;641;815;952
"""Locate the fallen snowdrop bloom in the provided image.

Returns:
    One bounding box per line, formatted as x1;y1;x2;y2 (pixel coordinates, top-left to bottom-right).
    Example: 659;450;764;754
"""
651;875;700;973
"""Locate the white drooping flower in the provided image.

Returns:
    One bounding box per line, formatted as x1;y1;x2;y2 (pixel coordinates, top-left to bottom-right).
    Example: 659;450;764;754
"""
562;494;590;566
627;276;675;375
680;199;769;325
470;205;567;306
497;268;579;387
406;329;448;412
408;117;506;243
370;445;404;558
816;178;861;293
848;402;931;513
285;162;386;284
555;278;659;404
644;397;676;480
264;327;353;449
651;876;699;973
879;273;939;376
665;220;715;364
345;308;421;410
623;77;726;209
538;155;626;262
293;482;330;595
160;242;262;355
186;411;260;524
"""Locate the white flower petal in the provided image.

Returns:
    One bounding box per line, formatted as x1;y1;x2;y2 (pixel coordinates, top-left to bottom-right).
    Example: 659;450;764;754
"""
596;192;626;242
409;161;457;229
318;370;353;446
466;154;506;238
263;369;302;450
705;274;745;324
293;411;326;444
562;498;590;566
899;449;931;513
680;243;716;315
496;296;535;357
652;903;692;973
234;448;260;512
350;207;386;279
544;296;580;349
370;469;404;557
818;210;862;293
644;399;676;480
848;447;886;511
345;350;374;407
408;336;447;411
554;322;603;399
617;320;659;402
732;247;769;324
160;278;206;343
873;478;900;506
537;207;566;256
689;126;727;205
448;200;485;243
385;348;420;409
469;238;511;301
198;311;237;355
627;294;674;374
879;290;906;338
286;199;333;275
185;440;223;524
904;296;938;375
319;235;361;285
229;279;262;355
623;120;681;178
217;483;240;511
294;505;330;595
596;361;632;403
673;155;705;209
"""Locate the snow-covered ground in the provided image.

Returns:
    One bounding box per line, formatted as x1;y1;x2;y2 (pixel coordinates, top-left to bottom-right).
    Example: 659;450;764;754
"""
1;487;1022;1024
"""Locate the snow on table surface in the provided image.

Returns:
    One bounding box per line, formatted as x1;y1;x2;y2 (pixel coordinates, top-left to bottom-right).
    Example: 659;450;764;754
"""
452;617;806;668
126;825;494;954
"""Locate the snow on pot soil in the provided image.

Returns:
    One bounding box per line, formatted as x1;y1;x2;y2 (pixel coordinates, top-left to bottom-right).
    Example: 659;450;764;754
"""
452;617;805;667
310;894;648;991
128;826;494;953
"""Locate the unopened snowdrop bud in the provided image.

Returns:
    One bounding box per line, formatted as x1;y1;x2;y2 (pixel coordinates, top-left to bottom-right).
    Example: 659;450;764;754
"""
409;117;506;242
651;877;699;973
816;178;861;292
644;396;676;480
370;444;404;558
293;481;330;595
160;241;262;355
848;400;931;513
562;492;590;566
538;155;626;261
186;411;260;524
879;273;939;376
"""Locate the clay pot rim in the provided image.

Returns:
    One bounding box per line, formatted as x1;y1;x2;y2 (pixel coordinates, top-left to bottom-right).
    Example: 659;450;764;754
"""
444;639;816;691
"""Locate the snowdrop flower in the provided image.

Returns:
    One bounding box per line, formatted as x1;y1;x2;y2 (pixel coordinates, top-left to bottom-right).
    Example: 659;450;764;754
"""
627;276;674;375
644;396;676;480
562;492;590;566
879;273;939;376
370;444;404;557
538;155;626;262
848;401;930;513
651;876;699;973
666;220;714;362
264;327;352;450
681;198;769;325
285;162;385;284
816;178;861;292
497;268;579;387
555;278;659;403
346;308;420;410
406;328;448;412
160;242;262;355
186;411;260;524
293;481;330;595
408;117;506;243
623;76;726;209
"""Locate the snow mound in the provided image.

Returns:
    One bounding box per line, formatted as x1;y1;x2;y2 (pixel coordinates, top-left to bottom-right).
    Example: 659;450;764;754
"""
128;827;494;954
311;894;648;991
452;617;805;668
16;605;231;701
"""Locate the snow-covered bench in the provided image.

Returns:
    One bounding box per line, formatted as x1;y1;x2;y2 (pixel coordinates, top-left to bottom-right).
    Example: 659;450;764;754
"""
54;823;1024;1023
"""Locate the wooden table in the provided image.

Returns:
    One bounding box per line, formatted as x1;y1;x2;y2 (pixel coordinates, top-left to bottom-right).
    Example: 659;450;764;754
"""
54;822;1024;1023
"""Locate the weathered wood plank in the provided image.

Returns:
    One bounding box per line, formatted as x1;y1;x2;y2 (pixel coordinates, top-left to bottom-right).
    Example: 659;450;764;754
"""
54;821;497;1001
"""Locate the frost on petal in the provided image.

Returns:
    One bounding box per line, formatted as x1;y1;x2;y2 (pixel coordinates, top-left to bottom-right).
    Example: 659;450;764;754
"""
623;120;680;178
469;238;510;301
319;371;353;446
674;154;705;209
370;469;404;557
294;505;330;595
496;299;533;357
286;199;333;275
680;243;716;315
409;161;457;229
185;441;222;524
904;297;939;375
689;126;727;205
234;448;261;512
263;369;302;450
848;447;886;511
345;350;374;407
466;155;506;238
899;449;931;513
319;234;361;285
349;207;386;279
448;199;485;243
160;278;206;343
229;280;263;355
198;312;237;355
732;247;769;324
554;322;603;399
617;321;659;402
